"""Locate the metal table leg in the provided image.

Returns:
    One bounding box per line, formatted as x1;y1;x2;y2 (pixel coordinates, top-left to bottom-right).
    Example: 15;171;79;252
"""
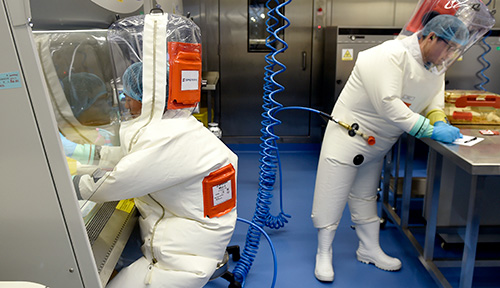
424;148;443;261
381;149;393;222
459;175;483;288
391;139;401;211
401;136;415;229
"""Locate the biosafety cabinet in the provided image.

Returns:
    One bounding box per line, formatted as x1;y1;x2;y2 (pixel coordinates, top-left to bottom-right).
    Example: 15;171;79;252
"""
0;1;137;287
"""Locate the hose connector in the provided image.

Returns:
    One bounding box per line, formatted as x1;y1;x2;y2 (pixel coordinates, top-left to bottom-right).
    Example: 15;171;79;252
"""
338;121;376;146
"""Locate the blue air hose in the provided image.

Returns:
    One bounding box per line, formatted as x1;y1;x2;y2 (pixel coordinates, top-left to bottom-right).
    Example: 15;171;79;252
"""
236;217;277;288
232;0;291;285
231;2;375;285
475;30;492;91
260;0;291;229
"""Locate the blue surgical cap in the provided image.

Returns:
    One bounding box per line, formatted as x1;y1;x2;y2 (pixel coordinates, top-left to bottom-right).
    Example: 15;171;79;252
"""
122;62;143;102
121;62;169;106
422;14;469;46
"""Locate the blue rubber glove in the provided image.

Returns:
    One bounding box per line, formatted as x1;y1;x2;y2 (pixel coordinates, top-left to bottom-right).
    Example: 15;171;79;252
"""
433;121;447;127
431;123;462;143
60;132;77;156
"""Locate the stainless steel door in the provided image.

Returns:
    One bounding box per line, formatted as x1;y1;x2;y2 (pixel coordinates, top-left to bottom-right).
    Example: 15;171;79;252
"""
444;32;500;93
219;0;313;142
332;28;399;104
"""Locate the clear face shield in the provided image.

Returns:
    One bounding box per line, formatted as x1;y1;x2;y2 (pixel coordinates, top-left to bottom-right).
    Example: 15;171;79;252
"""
107;12;202;123
400;0;495;75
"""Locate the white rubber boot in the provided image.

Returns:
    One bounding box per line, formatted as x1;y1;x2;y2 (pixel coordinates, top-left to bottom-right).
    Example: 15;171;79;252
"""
355;221;402;271
314;226;336;282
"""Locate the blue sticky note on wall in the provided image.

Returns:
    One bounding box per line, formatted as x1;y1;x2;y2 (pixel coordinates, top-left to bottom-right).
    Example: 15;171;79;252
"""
0;71;22;90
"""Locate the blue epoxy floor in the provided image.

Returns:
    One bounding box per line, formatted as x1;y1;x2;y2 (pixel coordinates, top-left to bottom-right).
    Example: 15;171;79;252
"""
204;144;500;288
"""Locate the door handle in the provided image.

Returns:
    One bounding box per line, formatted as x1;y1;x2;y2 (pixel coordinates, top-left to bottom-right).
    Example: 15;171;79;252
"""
302;51;307;71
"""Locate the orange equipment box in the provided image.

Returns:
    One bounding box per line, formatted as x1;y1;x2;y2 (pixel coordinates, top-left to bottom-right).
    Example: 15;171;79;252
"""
444;90;500;125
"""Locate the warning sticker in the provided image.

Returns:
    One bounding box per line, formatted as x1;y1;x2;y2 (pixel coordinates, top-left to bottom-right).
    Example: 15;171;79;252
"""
342;49;354;61
0;71;22;90
116;199;135;214
213;180;233;206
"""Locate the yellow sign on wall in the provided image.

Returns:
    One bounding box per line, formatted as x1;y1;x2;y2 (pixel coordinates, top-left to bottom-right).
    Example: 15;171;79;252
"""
342;49;353;61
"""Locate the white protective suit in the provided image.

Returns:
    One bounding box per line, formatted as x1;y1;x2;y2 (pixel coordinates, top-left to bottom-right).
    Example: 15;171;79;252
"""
312;33;444;230
74;13;238;288
312;7;495;280
76;116;238;288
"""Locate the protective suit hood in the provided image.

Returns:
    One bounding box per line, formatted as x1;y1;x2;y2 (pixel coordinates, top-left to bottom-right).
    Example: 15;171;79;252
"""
108;12;202;152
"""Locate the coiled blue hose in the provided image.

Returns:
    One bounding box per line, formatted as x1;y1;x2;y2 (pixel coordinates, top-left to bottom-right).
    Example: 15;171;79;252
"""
236;217;277;288
232;0;291;285
475;30;492;91
231;1;375;285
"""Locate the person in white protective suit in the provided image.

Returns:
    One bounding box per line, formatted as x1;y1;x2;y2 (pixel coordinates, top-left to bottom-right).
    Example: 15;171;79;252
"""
72;13;238;288
312;14;470;282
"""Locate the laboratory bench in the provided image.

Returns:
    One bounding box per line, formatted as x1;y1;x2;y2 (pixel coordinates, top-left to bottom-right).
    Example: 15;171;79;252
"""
381;125;500;288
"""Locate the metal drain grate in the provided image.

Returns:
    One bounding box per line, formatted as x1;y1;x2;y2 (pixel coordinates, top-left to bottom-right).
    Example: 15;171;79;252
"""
86;201;118;245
